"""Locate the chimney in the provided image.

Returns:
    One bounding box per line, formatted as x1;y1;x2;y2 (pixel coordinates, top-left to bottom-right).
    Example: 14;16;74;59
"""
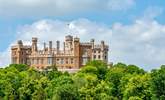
101;40;105;50
49;41;52;52
63;42;65;53
43;42;46;51
90;39;95;49
32;37;38;52
56;41;60;53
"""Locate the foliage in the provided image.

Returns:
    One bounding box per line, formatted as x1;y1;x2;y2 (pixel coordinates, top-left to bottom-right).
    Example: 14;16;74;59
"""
150;65;165;100
0;61;164;100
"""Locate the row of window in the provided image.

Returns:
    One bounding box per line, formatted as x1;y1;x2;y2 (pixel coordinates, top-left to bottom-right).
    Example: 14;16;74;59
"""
94;55;101;59
31;59;45;65
94;50;101;53
93;50;108;54
19;57;75;65
56;58;74;65
93;55;107;60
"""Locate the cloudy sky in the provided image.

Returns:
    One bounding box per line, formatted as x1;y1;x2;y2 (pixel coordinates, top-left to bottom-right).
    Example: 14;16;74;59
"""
0;0;165;70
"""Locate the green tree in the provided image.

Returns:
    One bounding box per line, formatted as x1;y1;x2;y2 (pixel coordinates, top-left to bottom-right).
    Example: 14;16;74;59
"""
86;60;108;80
126;65;145;74
122;74;152;100
105;63;127;99
150;65;165;99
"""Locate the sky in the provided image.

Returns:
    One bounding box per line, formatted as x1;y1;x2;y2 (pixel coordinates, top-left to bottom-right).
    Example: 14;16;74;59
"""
0;0;165;70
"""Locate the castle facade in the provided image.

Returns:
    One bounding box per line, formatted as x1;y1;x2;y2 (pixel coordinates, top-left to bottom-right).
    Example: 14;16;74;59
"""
11;35;109;70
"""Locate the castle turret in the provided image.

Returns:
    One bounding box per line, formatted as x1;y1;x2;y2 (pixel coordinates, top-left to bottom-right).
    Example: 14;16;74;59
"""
18;40;23;47
65;35;73;51
16;40;23;64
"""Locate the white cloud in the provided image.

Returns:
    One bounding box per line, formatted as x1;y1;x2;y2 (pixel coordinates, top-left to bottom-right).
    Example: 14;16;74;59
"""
0;0;135;17
111;20;165;70
0;47;11;68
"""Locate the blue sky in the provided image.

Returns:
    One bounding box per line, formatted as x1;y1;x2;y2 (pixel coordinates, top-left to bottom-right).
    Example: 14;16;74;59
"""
0;0;165;70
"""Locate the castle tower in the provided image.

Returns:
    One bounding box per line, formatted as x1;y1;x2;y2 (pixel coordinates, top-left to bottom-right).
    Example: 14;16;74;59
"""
74;37;80;68
17;40;23;64
65;35;73;52
90;39;95;60
101;40;105;61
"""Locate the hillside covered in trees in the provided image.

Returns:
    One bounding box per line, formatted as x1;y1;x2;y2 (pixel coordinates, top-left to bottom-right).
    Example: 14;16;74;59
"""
0;61;165;100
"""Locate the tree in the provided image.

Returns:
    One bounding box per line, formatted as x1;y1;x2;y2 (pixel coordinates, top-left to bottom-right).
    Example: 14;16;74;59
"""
150;65;165;99
105;63;127;99
80;65;98;75
122;74;152;100
9;64;29;72
85;60;108;80
0;62;165;100
126;65;145;74
53;84;79;100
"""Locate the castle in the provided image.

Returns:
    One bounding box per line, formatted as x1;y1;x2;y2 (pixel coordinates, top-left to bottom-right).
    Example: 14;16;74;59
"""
11;35;109;71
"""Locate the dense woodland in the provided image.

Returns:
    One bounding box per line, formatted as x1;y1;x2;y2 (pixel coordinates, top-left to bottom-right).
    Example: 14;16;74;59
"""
0;60;165;100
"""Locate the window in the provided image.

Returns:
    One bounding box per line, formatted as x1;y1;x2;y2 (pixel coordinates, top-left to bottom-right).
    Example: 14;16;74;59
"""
82;58;88;65
31;59;34;64
34;59;37;64
48;58;52;65
56;58;59;64
98;55;101;59
61;58;64;64
66;58;68;64
94;55;96;59
41;59;44;64
25;59;28;65
71;58;74;64
98;50;101;53
105;56;107;60
37;59;39;64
